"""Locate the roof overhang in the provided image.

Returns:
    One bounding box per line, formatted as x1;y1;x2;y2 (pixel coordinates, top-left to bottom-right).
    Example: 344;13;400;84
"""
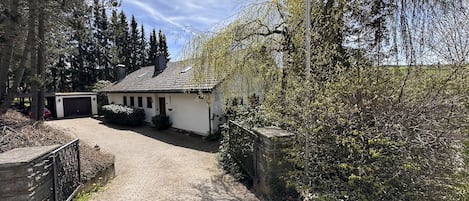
100;88;213;94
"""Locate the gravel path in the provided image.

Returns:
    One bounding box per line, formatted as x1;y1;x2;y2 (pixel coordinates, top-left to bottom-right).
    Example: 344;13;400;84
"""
47;118;259;201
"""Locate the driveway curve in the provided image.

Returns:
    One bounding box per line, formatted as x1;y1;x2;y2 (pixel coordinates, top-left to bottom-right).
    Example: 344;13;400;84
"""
47;118;259;201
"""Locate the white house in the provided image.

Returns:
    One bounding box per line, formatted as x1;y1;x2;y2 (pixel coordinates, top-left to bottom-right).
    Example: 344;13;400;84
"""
100;58;224;136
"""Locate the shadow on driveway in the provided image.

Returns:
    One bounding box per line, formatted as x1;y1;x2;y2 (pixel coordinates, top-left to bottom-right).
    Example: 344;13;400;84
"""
98;120;219;153
191;174;260;201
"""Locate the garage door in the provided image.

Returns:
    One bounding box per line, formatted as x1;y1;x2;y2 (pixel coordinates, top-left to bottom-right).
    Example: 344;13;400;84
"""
63;97;92;117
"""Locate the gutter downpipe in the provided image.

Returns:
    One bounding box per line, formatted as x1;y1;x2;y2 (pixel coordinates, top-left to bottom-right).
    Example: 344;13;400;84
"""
208;106;212;135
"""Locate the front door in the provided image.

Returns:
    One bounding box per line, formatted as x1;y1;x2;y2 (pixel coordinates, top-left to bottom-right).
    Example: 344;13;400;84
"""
159;97;166;115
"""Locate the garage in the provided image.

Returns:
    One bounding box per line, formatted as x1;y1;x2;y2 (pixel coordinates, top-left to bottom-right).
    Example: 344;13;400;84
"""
63;97;92;117
14;92;98;119
55;93;98;118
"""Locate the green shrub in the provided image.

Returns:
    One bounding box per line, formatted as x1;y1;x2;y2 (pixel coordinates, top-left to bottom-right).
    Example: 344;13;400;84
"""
151;115;171;130
101;104;145;126
217;124;249;182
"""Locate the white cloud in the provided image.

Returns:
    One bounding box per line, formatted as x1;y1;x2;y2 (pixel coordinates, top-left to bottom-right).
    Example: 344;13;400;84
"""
126;0;197;35
122;0;238;59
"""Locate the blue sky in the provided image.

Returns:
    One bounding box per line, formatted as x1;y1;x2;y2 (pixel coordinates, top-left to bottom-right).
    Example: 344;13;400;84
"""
121;0;239;60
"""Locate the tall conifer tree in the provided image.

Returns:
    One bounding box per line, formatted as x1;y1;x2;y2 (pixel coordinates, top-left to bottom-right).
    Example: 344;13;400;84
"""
139;24;148;66
128;15;139;73
158;30;170;62
148;29;159;65
118;11;130;70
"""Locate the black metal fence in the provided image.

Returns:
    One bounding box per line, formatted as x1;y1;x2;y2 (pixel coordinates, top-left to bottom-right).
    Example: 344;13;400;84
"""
228;120;258;179
50;139;81;201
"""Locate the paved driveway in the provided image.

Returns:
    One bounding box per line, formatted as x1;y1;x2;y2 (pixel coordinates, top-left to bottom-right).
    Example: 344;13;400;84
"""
47;118;259;201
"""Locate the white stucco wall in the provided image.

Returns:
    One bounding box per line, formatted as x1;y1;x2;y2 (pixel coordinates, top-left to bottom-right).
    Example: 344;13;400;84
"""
162;93;211;135
106;92;226;136
55;94;98;118
107;93;157;123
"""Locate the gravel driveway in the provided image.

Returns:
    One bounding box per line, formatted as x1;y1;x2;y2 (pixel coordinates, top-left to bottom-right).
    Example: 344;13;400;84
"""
47;118;259;201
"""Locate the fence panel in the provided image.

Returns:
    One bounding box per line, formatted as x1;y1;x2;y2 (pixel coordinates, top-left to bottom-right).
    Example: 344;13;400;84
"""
228;120;258;179
50;139;81;201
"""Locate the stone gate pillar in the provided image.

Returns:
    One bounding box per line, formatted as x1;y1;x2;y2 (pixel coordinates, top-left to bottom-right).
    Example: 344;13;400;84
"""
253;127;297;201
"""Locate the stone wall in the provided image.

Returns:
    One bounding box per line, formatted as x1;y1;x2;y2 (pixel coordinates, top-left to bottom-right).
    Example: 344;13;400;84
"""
0;145;59;201
252;127;296;201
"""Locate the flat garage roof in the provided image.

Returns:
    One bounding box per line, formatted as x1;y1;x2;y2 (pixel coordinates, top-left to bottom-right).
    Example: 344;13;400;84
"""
17;92;97;98
55;92;97;97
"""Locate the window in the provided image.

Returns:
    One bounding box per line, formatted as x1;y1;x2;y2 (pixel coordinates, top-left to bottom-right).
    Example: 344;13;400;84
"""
130;96;135;106
147;97;153;108
123;96;127;105
137;97;143;107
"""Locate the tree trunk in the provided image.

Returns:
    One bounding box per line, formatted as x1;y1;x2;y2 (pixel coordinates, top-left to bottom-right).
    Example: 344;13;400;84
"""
0;41;31;115
30;0;39;121
0;0;36;115
35;1;47;121
0;0;20;104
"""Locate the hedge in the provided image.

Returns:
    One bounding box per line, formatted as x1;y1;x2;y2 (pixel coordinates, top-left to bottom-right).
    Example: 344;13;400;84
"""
101;104;145;126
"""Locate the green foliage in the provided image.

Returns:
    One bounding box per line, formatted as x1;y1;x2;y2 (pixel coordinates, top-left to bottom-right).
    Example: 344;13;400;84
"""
73;182;104;201
148;29;159;65
158;30;170;62
116;10;130;70
128;15;140;73
279;66;469;200
101;104;145;126
91;80;112;92
93;0;112;82
151;115;172;130
218;103;270;183
450;138;469;200
217;124;250;182
50;1;170;92
139;25;147;67
188;0;468;200
92;80;111;114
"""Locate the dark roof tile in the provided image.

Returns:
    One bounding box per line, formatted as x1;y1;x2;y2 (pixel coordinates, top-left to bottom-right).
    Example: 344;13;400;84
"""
100;61;218;93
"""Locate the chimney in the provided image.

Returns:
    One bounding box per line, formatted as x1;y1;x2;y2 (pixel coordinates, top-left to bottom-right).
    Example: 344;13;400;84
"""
153;55;167;77
116;64;126;81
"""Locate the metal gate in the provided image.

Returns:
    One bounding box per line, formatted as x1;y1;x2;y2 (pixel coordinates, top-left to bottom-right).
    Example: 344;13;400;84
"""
228;120;259;179
50;139;81;201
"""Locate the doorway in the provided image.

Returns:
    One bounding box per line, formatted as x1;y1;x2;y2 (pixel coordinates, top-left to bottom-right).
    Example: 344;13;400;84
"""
159;97;166;115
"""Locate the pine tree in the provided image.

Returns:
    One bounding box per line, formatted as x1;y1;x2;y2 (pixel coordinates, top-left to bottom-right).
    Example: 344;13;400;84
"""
109;9;120;81
158;30;170;62
69;5;95;91
100;6;112;80
93;0;111;81
148;28;159;65
128;15;140;73
90;0;100;83
48;55;70;92
139;24;148;67
118;11;130;71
